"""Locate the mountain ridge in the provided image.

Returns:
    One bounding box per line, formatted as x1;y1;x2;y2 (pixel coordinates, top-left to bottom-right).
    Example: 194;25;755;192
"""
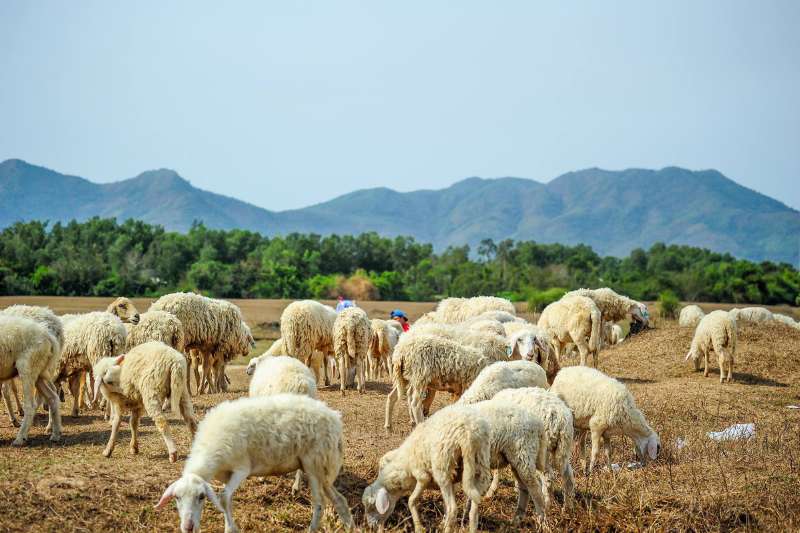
1;158;798;264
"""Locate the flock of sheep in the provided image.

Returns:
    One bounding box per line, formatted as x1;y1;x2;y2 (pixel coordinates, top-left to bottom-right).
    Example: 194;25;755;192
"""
0;288;787;532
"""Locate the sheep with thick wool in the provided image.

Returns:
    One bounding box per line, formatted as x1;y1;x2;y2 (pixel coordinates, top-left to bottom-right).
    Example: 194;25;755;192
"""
729;306;773;323
245;338;328;384
58;311;127;416
156;394;353;533
367;318;400;380
458;360;548;405
106;297;141;324
364;403;492;533
125;310;185;352
492;387;576;508
427;296;517;324
550;366;660;473
332;306;371;395
463;319;507;337
280;300;337;384
93;341;197;462
0;315;62;445
0;305;64;427
538;295;602;367
685;309;737;383
384;333;507;431
566;287;649;327
773;313;800;329
679;305;705;328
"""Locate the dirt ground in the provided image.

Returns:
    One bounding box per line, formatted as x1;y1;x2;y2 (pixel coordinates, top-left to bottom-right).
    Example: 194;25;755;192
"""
0;297;799;531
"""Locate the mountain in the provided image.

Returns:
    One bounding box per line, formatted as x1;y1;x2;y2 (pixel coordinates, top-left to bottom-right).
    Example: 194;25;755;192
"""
1;159;798;264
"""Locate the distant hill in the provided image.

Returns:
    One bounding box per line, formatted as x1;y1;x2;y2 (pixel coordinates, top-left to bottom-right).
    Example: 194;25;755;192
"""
2;159;798;264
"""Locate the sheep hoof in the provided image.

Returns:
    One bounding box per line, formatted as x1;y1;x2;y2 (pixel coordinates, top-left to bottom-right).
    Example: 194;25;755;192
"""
169;451;178;463
102;449;113;458
130;445;139;455
11;438;27;447
10;419;20;428
49;434;61;443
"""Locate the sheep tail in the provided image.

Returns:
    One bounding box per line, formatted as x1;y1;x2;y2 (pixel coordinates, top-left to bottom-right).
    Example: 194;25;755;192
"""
170;359;186;415
588;306;601;354
461;433;492;501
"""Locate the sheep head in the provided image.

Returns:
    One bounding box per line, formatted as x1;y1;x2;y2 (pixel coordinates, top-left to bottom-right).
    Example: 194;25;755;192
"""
155;474;223;533
107;297;140;324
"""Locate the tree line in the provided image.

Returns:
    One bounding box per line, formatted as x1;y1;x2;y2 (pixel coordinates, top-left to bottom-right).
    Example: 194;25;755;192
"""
0;218;798;307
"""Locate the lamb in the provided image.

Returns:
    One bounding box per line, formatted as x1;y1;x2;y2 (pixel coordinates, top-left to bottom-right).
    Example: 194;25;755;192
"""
550;366;660;473
156;394;353;533
93;341;197;462
679;305;705;328
428;296;517;324
601;322;624;348
685;309;737;383
280;300;337;384
332;306;371;395
106;296;141;324
363;403;492;533
245;338;328;384
492;387;576;508
384;333;504;431
538;295;602;367
566;287;649;328
729;306;773;323
0;305;64;427
58;311;127;416
0;315;62;445
457;360;548;405
367;318;401;380
125;310;185;351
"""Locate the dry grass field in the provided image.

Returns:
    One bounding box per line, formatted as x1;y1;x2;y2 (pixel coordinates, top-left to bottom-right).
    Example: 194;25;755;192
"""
0;297;799;532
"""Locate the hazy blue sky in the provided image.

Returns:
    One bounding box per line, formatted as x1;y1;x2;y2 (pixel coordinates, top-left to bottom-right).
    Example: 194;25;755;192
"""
1;1;798;210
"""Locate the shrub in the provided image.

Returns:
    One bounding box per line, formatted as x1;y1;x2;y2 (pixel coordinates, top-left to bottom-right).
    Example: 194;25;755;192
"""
527;287;567;313
658;290;680;319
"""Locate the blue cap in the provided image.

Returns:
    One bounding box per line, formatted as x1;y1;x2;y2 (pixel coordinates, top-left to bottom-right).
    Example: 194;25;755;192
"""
390;309;407;319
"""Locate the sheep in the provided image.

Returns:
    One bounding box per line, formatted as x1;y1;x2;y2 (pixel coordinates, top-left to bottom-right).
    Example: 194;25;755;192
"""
93;341;197;462
244;337;328;384
773;313;800;329
465;310;524;324
0;305;64;427
429;296;517;324
457;360;548;406
550;366;660;473
57;311;127;416
503;321;558;380
106;296;141;324
155;394;353;533
332;306;371;395
491;387;575;508
729;306;773;323
0;315;62;445
566;287;649;328
363;403;492;533
685;309;737;383
679;304;705;328
280;300;337;384
368;318;400;380
538;295;602;367
125;310;185;351
384;333;505;431
463;319;507;337
601;322;625;348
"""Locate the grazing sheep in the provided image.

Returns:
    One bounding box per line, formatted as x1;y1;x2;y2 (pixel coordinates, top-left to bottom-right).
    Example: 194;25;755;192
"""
492;387;576;508
538;295;602;367
601;322;625;348
0;305;64;427
58;311;127;416
155;394;353;533
729;306;773;323
0;315;62;445
679;305;705;328
384;333;504;431
280;300;337;384
566;287;649;324
93;341;197;462
685;309;737;383
458;360;548;406
106;297;141;324
125;310;185;351
363;403;492;533
429;296;517;324
550;366;660;473
773;313;800;329
332;306;371;395
245;338;328;384
368;318;400;380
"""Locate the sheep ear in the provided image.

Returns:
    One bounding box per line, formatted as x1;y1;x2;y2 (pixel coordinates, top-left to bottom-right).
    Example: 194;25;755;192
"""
375;486;390;514
115;355;125;365
204;482;224;513
647;435;659;460
155;481;178;509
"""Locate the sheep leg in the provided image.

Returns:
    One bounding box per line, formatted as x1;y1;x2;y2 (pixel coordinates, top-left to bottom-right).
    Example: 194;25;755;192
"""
437;478;459;533
576;341;589;367
179;391;198;436
191;352;202;393
35;377;61;442
408;389;424;425
384;385;398;433
484;470;501;499
68;374;81;417
199;354;214;394
145;397;178;462
2;382;20;427
322;480;354;530
217;468;247;533
10;379;24;416
728;354;734;383
102;408;123;457
291;470;304;496
12;362;37;446
588;428;603;473
129;408;141;454
561;461;576;509
421;388;436;417
306;472;325;533
603;437;613;471
357;357;366;393
407;479;428;533
703;350;709;377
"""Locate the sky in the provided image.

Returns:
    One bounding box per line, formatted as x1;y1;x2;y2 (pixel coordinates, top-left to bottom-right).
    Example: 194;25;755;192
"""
1;1;799;211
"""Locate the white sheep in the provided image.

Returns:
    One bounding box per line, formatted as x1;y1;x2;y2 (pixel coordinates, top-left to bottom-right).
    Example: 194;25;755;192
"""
368;318;400;380
565;287;649;327
492;387;576;508
363;403;492;533
0;315;62;445
465;309;524;324
245;337;328;383
685;309;737;383
93;341;197;462
280;300;337;384
106;296;141;324
773;313;800;329
457;360;548;405
332;306;371;395
58;311;127;416
503;321;558;380
429;296;517;324
729;306;773;324
550;366;660;473
600;321;625;348
125;310;185;351
155;394;353;533
538;295;602;367
679;305;706;328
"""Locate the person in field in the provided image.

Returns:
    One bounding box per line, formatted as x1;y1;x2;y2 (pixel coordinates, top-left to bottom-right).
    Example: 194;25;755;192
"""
390;309;410;332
